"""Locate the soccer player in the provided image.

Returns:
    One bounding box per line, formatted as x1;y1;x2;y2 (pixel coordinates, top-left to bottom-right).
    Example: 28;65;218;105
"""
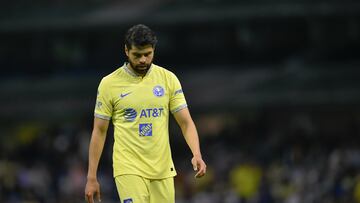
85;24;206;203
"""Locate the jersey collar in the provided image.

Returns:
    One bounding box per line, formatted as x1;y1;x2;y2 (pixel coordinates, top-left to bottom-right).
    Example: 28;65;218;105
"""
123;63;153;78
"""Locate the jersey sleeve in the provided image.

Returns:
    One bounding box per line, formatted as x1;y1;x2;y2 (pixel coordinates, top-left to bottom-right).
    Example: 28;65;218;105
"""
169;72;188;114
94;78;113;120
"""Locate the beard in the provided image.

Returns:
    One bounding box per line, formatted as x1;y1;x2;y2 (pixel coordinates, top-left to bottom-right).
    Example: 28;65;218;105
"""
128;59;152;76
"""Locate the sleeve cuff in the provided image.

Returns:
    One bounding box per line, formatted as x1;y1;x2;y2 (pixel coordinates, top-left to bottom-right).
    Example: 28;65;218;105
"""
94;113;111;120
171;104;188;114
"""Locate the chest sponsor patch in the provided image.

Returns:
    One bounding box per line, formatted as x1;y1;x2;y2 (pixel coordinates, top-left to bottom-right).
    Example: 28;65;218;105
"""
139;108;164;118
139;123;152;136
124;108;137;122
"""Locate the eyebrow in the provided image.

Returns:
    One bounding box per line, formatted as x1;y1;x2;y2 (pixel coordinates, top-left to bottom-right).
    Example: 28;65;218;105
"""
132;51;152;55
132;51;152;56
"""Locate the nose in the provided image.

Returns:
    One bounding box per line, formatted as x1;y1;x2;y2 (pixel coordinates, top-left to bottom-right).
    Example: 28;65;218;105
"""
139;55;146;63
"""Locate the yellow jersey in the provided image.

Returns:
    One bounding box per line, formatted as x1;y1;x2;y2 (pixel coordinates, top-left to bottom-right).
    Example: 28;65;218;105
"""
94;63;187;179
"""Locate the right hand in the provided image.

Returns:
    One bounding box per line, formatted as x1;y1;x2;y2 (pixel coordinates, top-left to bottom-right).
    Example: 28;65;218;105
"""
85;178;101;203
191;156;207;178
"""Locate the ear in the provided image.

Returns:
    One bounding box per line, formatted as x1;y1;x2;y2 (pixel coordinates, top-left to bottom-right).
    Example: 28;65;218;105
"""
125;45;129;57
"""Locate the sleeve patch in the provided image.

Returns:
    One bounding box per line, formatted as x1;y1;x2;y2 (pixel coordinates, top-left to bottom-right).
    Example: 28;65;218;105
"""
174;89;183;95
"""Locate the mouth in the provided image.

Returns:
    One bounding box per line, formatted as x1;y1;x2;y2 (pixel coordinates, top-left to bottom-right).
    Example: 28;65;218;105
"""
136;65;148;70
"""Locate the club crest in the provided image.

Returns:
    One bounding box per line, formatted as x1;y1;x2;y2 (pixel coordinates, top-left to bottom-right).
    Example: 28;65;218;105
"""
153;85;165;97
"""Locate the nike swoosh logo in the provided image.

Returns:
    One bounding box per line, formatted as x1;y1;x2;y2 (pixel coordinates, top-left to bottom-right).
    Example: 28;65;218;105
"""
120;92;132;98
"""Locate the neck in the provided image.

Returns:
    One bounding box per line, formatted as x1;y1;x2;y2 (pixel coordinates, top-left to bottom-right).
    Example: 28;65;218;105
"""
126;63;148;77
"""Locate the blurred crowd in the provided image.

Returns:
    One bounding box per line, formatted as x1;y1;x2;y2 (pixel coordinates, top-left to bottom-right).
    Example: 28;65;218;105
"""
0;110;360;203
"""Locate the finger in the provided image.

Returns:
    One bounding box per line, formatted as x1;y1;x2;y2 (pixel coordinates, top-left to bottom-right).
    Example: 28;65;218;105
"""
194;168;203;178
195;170;204;178
194;171;200;178
86;193;94;203
202;163;207;174
191;158;198;171
85;193;90;202
195;164;206;178
96;190;101;202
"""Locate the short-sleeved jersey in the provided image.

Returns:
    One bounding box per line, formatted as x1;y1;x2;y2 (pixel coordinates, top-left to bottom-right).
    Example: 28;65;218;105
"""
94;63;187;179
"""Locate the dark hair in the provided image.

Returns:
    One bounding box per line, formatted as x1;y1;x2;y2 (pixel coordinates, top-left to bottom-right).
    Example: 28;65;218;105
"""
125;24;157;49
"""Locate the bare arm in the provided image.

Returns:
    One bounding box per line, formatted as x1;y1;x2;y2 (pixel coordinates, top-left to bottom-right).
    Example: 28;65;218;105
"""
85;117;110;203
173;108;206;178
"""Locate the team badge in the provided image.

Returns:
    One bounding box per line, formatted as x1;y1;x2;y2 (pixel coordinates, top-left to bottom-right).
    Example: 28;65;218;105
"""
153;85;165;97
123;198;133;203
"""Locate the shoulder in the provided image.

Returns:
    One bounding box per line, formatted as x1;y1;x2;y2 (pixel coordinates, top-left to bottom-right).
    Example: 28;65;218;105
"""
99;66;123;85
151;64;178;79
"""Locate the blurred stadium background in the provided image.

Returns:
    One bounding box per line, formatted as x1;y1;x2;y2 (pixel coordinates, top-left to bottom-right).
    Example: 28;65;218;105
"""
1;0;360;202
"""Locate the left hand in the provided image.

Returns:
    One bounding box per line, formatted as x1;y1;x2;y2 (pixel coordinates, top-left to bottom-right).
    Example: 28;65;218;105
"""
191;156;207;178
